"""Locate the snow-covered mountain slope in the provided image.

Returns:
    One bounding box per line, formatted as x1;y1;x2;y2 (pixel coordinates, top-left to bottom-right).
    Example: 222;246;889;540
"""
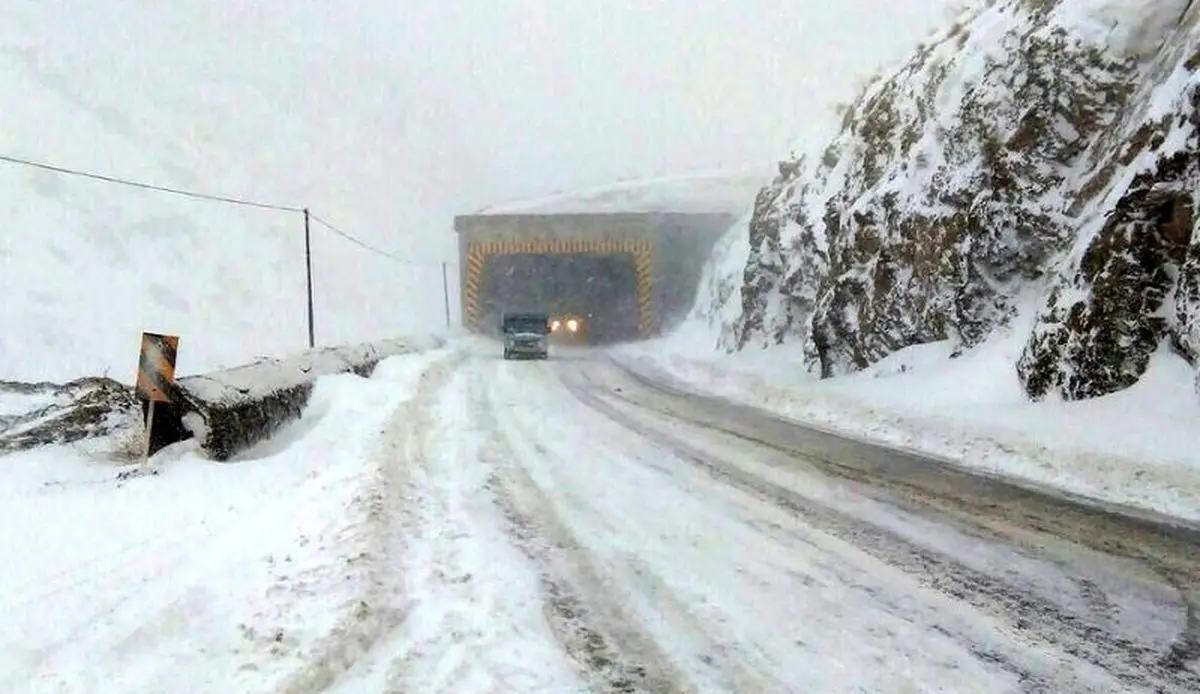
691;0;1200;401
0;3;452;383
476;169;769;216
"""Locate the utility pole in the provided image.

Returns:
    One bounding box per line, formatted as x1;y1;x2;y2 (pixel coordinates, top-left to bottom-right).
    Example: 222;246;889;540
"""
304;208;315;349
442;261;451;328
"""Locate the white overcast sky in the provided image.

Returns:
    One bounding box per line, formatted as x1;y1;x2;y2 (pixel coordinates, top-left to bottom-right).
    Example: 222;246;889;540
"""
308;1;959;210
16;0;957;251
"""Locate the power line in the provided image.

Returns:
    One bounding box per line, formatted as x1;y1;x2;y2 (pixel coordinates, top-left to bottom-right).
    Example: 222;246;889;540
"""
0;152;302;212
309;213;445;268
0;151;456;267
0;150;458;346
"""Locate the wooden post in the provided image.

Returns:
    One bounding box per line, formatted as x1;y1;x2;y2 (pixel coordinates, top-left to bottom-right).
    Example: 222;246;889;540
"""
442;261;451;327
143;399;156;464
304;208;315;348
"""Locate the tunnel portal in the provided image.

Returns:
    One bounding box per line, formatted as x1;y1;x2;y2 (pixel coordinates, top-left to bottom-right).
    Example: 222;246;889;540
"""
482;252;640;344
455;212;736;343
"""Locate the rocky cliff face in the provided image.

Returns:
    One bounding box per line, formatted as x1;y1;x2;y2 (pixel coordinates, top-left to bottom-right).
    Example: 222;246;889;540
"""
1017;17;1200;399
700;0;1200;400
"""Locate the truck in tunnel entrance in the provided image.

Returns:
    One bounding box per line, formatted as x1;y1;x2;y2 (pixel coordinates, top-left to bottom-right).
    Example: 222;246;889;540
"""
484;251;640;345
454;211;739;344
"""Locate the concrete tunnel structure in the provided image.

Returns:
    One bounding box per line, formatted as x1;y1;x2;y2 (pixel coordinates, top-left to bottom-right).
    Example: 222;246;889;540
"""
454;210;738;343
453;173;764;344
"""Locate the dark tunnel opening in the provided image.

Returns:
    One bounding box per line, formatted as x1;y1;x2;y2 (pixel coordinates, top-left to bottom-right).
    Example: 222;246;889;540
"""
481;252;640;344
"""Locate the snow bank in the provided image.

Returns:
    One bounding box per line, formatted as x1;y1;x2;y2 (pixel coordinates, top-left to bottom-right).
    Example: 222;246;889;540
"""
0;349;445;693
172;334;448;461
623;326;1200;522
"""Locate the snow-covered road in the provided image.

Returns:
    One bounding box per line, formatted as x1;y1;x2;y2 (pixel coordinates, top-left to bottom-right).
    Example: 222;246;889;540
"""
3;339;1199;693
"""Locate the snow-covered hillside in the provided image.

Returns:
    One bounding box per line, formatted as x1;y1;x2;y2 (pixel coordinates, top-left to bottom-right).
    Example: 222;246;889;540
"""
1;0;963;384
691;0;1200;402
0;3;452;383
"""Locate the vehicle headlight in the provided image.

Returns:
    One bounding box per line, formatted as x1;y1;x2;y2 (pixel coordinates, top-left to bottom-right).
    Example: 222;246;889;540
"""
551;320;561;331
567;318;579;332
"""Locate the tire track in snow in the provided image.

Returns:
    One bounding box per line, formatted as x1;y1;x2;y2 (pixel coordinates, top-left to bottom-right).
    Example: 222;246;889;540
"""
605;356;1200;678
313;353;588;694
482;359;852;693
556;377;1068;692
567;360;1200;693
272;348;464;694
572;384;1160;692
492;360;1040;692
475;362;692;694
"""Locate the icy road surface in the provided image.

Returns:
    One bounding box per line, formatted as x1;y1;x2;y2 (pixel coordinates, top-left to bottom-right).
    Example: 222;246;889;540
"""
3;340;1199;693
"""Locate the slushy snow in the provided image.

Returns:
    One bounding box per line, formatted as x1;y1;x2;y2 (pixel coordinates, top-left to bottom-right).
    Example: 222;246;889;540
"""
620;316;1200;522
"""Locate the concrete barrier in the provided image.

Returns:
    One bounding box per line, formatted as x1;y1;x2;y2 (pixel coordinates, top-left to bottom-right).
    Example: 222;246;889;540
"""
0;335;446;461
165;335;446;461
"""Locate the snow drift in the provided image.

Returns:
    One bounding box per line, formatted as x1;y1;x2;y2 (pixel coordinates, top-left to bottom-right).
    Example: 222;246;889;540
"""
0;351;451;693
695;0;1200;401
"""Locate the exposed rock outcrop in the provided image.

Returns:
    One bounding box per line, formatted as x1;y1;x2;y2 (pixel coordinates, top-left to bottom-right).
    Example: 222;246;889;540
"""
1018;39;1200;398
700;0;1200;400
0;377;140;454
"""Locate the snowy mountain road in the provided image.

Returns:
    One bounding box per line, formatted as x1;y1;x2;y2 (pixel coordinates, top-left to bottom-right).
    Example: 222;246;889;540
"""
7;343;1199;693
554;351;1200;693
331;342;1198;692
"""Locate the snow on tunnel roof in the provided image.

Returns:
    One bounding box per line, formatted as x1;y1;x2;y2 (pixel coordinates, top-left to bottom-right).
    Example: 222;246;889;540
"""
474;169;768;216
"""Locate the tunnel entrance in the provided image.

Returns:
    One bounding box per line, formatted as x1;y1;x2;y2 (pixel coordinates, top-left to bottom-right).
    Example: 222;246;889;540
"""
481;252;639;344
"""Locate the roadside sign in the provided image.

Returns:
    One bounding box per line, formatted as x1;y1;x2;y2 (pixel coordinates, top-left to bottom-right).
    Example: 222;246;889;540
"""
135;332;180;403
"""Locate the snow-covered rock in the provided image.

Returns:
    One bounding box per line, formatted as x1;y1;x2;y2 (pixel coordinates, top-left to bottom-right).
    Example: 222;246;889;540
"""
699;0;1200;400
1017;8;1200;398
0;377;139;454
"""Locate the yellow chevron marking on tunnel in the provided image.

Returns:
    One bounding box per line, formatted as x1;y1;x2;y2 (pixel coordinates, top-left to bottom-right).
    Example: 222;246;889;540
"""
633;241;654;338
464;242;488;331
463;237;657;335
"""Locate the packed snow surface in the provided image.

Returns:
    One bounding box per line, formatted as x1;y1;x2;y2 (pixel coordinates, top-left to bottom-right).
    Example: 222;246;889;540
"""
4;338;1194;692
0;347;455;693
